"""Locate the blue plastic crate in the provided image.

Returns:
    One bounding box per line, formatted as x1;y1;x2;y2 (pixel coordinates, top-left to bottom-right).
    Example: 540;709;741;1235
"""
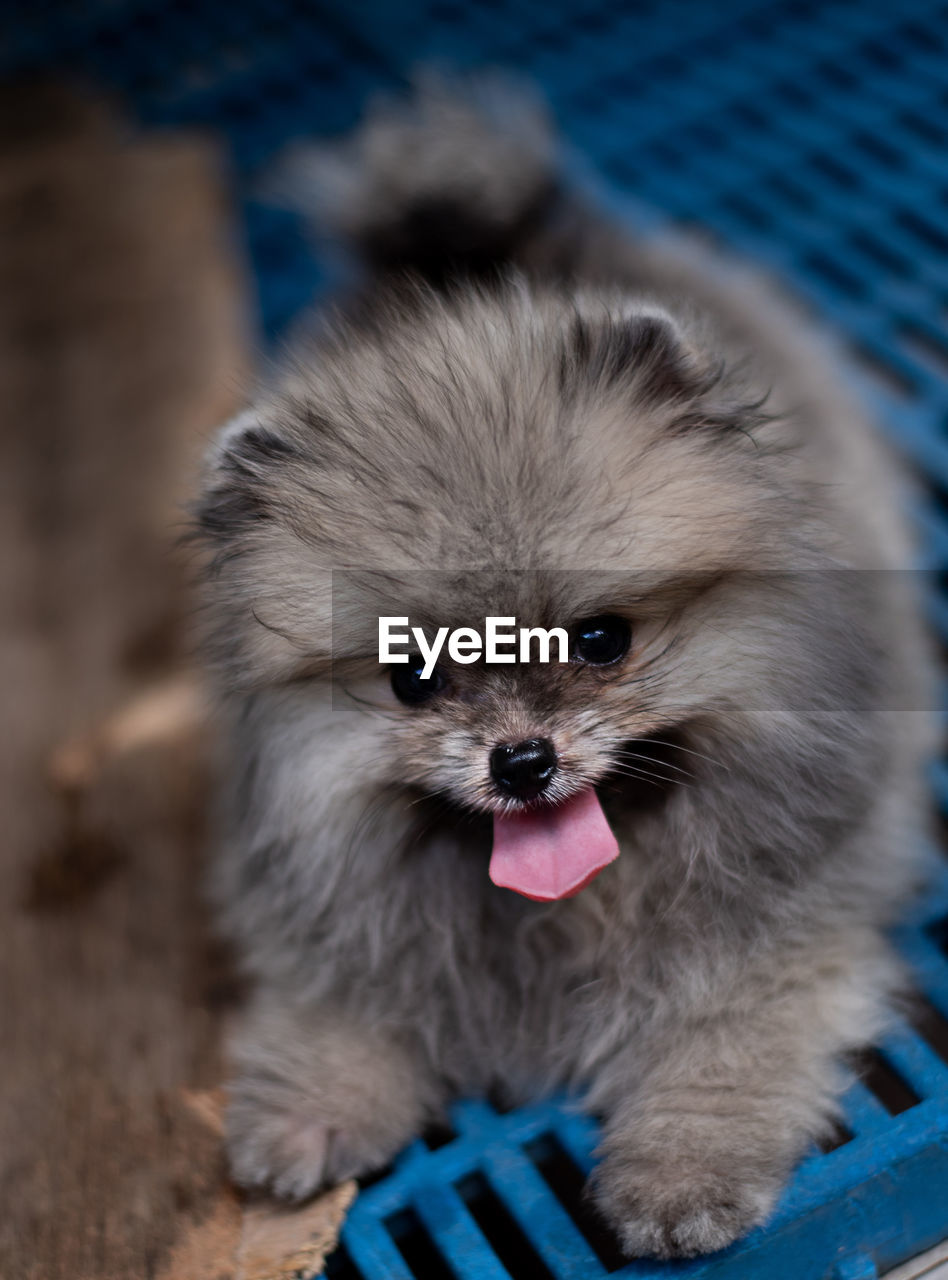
7;1;948;1275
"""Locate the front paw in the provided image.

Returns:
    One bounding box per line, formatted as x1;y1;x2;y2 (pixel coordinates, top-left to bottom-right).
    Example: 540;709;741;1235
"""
592;1144;780;1259
224;1005;438;1201
226;1076;397;1201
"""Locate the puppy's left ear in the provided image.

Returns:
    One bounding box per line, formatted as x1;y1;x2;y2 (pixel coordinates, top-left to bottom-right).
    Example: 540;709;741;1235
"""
562;306;696;392
566;306;769;439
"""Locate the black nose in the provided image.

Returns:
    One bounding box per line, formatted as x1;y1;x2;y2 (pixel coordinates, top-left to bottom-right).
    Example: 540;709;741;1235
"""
490;738;557;801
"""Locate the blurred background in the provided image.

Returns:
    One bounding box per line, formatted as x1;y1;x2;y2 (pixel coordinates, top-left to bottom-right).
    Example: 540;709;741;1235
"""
2;2;948;1279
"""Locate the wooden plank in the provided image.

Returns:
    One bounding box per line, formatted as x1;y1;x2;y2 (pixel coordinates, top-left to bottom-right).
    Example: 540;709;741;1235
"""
0;85;252;1280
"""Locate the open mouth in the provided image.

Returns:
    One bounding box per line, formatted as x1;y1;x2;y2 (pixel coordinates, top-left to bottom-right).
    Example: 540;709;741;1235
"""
489;786;619;902
405;733;689;901
487;731;692;902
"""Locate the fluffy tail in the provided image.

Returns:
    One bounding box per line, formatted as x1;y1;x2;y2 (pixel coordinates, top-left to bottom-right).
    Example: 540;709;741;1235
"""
272;73;560;281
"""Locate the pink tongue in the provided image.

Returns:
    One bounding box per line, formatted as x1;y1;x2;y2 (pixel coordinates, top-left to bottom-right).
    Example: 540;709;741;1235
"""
489;788;619;902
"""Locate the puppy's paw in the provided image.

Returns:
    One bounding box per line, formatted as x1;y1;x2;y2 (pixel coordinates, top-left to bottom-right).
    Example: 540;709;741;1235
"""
592;1146;779;1260
226;1080;394;1200
224;1006;438;1201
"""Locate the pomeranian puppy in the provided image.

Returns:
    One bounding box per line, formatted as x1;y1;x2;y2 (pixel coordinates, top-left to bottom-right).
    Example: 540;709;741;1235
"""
196;80;934;1257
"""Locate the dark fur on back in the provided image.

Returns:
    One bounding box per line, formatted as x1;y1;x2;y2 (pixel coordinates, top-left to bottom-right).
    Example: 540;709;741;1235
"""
196;79;935;1258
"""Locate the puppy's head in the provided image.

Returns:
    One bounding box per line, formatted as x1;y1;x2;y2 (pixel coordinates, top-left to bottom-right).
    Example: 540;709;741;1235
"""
198;280;804;892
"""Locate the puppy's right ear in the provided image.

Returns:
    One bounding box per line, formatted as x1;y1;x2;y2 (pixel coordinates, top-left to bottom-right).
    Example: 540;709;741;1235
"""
195;409;334;687
197;408;299;544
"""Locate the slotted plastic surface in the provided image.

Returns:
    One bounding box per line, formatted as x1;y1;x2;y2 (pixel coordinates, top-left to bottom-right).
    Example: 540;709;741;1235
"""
6;1;948;1276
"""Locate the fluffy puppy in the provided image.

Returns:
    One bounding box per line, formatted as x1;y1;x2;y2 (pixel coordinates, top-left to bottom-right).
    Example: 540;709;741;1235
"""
196;81;935;1258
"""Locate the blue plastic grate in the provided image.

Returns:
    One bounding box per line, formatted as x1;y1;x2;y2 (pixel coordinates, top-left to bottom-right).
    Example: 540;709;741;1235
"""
7;1;948;1275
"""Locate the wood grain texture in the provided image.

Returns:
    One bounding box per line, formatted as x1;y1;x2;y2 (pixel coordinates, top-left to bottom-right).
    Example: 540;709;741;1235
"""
0;85;254;1280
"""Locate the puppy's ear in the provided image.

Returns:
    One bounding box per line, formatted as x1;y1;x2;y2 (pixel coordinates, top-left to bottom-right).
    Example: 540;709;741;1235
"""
197;409;299;543
195;410;334;687
561;307;695;394
564;307;769;438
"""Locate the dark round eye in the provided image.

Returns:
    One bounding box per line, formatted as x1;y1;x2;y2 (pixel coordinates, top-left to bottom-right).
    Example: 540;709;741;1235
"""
572;615;631;666
390;657;446;706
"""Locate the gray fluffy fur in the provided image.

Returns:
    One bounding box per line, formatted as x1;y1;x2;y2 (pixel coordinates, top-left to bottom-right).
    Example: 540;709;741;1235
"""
196;79;936;1258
